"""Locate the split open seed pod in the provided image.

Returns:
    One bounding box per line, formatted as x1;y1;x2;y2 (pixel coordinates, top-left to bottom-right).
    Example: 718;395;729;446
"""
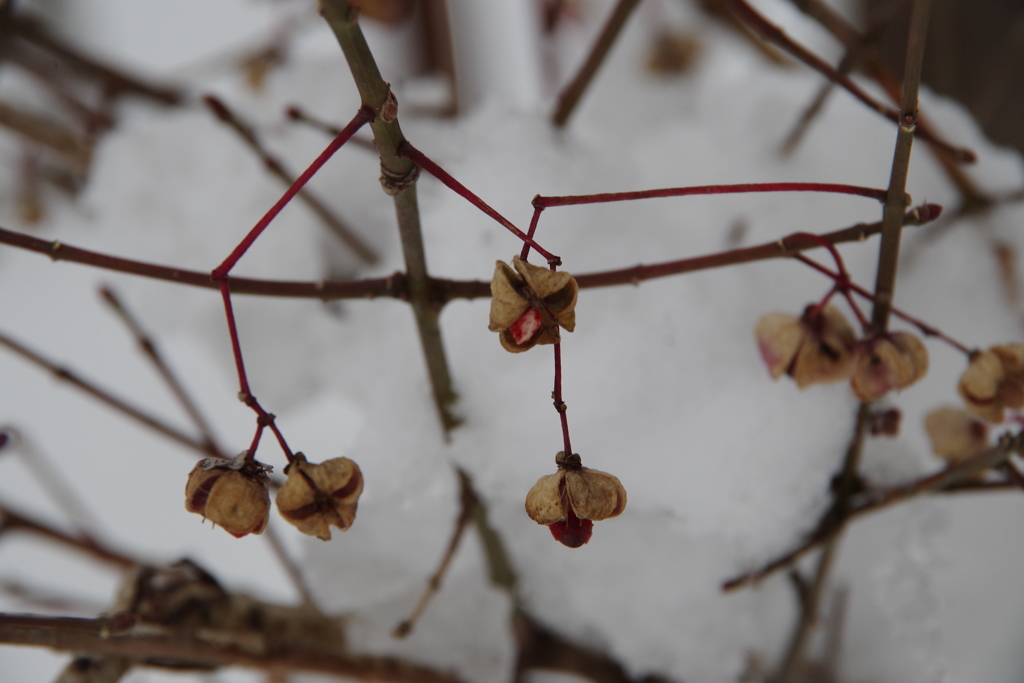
525;452;626;548
924;407;990;464
958;344;1024;422
185;454;272;538
755;305;857;388
489;256;578;353
275;453;363;541
850;332;929;401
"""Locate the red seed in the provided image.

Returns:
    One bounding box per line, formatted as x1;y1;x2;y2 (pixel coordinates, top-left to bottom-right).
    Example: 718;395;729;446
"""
509;307;543;345
548;508;593;548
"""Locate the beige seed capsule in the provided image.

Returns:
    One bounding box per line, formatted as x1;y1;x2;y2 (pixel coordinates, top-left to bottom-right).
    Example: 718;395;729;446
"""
525;452;626;548
275;453;363;541
755;305;857;388
185;454;272;538
489;256;578;353
850;332;929;401
958;344;1024;422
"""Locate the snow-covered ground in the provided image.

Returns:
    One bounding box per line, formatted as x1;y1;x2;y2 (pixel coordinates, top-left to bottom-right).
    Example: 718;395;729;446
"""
2;1;1024;682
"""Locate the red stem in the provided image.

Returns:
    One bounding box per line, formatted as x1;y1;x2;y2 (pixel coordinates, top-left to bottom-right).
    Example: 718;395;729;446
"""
212;106;373;278
519;206;546;262
534;182;889;208
398;143;560;264
219;281;251;398
794;254;972;354
553;343;572;457
788;232;870;329
246;424;265;459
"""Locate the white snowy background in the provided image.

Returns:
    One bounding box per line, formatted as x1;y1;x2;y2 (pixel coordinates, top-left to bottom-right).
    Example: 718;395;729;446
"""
1;0;1024;682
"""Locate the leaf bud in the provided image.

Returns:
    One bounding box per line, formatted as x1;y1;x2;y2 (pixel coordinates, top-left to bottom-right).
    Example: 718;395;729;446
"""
185;453;272;538
275;453;363;541
489;256;578;353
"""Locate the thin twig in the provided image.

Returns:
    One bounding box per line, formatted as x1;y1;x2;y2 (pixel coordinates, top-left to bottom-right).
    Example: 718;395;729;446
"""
781;0;988;209
534;182;889;207
6;15;183;105
0;330;217;457
262;522;320;612
0;612;465;683
870;0;932;332
0;223;404;299
723;430;1024;591
393;469;476;638
0;99;92;168
551;0;643;128
791;253;972;355
100;286;224;457
0;427;103;539
779;48;853;156
401;142;559;263
284;104;378;152
320;0;459;434
724;0;972;162
0;204;942;304
773;402;869;683
0;502;141;570
203;95;378;265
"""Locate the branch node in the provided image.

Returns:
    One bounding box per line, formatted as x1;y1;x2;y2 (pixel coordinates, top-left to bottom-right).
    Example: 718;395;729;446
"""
380;163;420;196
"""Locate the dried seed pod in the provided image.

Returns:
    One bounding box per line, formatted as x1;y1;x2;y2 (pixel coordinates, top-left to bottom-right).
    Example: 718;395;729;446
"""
185;453;272;538
924;407;990;464
275;453;363;541
958;344;1024;422
755;305;857;388
489;256;578;353
525;452;626;548
850;332;929;401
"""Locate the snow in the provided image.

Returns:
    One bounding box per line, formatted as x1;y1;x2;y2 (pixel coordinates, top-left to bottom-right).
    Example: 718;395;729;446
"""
2;1;1024;682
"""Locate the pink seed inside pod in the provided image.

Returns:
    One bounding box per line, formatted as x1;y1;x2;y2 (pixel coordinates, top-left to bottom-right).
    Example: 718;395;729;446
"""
548;507;593;548
509;308;543;345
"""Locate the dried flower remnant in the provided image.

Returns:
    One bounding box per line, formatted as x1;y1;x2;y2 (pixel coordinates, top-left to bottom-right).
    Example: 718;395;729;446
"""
958;344;1024;422
924;407;990;464
489;256;578;353
525;452;626;548
275;453;363;541
755;305;857;388
850;332;929;401
185;453;272;538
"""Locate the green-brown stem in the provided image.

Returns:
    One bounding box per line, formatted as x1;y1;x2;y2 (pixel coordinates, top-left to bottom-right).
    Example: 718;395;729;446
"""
870;0;932;331
319;0;458;433
773;402;869;683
